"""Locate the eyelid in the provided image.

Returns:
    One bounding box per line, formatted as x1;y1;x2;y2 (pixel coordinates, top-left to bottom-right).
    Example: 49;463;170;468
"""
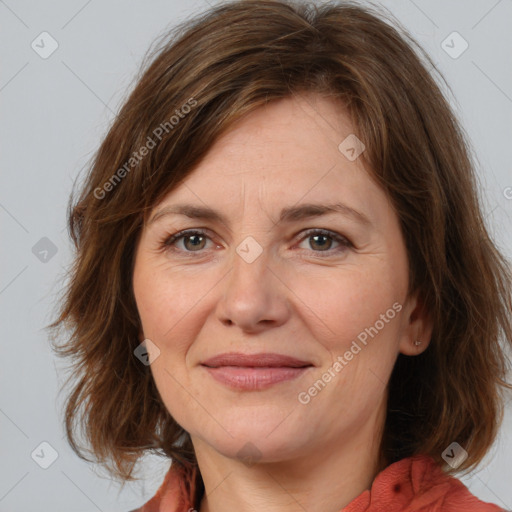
159;228;218;254
159;227;353;257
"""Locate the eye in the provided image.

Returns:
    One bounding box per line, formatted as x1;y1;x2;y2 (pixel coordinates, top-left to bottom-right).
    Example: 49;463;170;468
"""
160;229;215;255
159;228;353;257
295;229;352;256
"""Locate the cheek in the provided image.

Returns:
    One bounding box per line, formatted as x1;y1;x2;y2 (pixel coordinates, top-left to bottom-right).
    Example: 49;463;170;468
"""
132;262;204;428
133;257;207;344
295;268;403;414
288;262;404;355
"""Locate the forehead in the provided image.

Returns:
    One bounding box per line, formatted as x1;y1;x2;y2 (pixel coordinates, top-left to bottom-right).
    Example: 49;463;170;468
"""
196;93;356;175
150;94;389;226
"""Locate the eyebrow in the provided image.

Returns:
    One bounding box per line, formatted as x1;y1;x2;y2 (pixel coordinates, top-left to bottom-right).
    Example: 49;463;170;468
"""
148;202;372;228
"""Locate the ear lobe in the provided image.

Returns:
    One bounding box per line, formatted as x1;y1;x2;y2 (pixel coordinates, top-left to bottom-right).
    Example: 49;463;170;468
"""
398;290;433;356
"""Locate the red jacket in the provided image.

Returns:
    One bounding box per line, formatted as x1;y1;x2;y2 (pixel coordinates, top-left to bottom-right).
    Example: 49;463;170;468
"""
131;454;505;511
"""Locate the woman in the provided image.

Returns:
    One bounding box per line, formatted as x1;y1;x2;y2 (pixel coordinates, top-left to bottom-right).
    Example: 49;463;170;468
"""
48;1;512;511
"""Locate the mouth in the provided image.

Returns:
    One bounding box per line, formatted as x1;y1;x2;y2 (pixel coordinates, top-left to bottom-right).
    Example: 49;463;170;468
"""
201;352;313;368
200;352;314;391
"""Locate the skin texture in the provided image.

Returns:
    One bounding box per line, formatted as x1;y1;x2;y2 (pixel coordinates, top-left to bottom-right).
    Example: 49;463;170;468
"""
132;93;433;512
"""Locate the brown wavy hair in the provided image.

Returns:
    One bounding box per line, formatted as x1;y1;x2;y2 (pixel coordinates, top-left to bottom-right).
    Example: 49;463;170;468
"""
47;0;512;483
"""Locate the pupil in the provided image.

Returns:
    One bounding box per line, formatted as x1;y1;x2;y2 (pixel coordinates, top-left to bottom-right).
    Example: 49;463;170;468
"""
186;235;204;250
312;234;330;250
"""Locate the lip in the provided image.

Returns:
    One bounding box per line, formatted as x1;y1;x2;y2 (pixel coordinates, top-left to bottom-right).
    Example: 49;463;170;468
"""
200;352;313;391
201;352;312;368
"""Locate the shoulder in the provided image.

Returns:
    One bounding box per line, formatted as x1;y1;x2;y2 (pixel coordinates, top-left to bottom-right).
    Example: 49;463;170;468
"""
434;475;505;511
406;455;504;511
351;454;505;511
124;461;201;512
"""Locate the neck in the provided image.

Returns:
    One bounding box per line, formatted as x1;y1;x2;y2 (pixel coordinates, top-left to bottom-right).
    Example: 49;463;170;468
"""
193;405;387;512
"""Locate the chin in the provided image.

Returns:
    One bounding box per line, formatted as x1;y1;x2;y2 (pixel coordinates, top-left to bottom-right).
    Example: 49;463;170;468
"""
191;414;310;464
212;437;303;465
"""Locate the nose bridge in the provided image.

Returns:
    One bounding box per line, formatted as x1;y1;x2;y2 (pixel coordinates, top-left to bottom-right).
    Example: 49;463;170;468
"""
229;232;271;293
215;232;289;331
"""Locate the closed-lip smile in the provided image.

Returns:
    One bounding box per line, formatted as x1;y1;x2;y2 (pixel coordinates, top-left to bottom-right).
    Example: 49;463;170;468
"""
200;352;313;390
201;352;313;368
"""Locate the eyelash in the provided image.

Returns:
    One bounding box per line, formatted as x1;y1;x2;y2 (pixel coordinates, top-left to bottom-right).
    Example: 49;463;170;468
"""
159;228;353;258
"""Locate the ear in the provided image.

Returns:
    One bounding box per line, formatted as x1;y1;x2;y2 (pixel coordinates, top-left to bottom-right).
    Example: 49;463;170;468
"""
398;289;433;356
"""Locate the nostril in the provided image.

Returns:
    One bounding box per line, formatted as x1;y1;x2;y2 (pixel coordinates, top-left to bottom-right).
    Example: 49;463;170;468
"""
393;483;401;493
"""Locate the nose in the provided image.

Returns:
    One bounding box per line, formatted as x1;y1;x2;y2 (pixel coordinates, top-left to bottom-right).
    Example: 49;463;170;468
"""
214;239;291;334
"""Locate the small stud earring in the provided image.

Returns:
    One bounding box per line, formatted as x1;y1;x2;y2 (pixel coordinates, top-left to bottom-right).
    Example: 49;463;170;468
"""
414;340;422;346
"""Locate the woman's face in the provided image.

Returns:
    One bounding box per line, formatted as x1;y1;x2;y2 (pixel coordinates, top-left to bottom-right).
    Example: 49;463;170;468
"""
132;93;429;464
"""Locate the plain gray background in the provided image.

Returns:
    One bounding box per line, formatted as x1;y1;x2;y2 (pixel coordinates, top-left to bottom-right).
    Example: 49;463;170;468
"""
1;0;511;511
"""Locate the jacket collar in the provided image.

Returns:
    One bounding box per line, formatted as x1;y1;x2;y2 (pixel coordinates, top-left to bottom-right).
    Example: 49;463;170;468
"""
135;454;502;512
